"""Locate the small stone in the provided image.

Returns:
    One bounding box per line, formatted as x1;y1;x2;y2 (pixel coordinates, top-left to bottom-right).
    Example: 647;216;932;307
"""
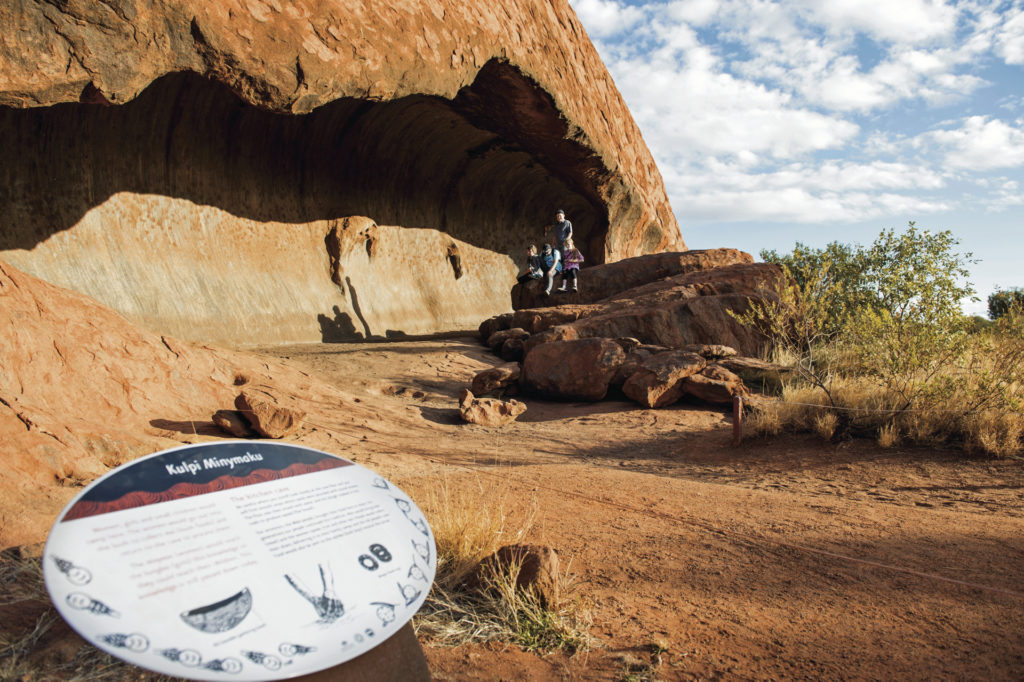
458;389;526;427
212;409;255;438
237;389;306;438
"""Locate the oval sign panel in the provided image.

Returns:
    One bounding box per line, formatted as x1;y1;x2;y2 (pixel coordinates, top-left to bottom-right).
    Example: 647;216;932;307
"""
43;441;436;680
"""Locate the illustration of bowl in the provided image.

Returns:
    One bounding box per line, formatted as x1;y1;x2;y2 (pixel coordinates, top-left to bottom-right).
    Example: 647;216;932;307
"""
179;588;252;633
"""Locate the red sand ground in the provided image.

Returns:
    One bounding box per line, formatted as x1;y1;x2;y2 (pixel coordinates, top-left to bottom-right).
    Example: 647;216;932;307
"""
4;337;1024;680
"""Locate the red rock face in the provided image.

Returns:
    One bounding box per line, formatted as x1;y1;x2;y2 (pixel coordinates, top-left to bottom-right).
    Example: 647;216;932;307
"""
0;0;684;344
0;261;352;546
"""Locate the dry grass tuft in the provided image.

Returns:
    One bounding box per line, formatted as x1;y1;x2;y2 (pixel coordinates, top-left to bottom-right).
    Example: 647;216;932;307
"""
412;472;592;653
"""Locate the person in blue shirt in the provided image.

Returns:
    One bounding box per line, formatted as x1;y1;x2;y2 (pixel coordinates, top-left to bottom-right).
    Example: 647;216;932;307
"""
538;243;562;296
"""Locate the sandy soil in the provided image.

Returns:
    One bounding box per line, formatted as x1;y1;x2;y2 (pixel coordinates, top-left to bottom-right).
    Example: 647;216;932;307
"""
250;338;1024;680
5;336;1023;680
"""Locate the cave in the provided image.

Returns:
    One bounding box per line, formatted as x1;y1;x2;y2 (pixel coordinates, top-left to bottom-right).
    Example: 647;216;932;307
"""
0;61;615;345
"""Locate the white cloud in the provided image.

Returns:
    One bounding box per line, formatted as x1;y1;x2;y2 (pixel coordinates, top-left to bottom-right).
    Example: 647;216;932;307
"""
659;160;951;223
571;0;646;39
930;116;1024;170
798;0;959;44
996;7;1024;64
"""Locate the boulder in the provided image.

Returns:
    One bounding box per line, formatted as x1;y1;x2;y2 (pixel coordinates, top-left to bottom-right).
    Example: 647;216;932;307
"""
506;261;782;356
718;356;791;392
475;544;561;607
522;324;580;358
212;410;255;438
479;313;514;342
458;389;527;427
237;389;307;438
610;348;656;388
512;249;752;309
681;364;750;405
471;363;522;395
487;327;530;350
622;351;707;408
499;337;526;362
521;338;625;401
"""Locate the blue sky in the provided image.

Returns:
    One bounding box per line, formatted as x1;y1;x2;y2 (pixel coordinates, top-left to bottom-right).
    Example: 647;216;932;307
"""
569;0;1024;315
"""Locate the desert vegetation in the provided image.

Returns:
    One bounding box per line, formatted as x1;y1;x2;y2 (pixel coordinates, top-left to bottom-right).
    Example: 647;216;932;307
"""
735;223;1024;456
412;474;592;654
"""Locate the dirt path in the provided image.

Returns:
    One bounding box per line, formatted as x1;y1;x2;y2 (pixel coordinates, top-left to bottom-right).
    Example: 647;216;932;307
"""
249;338;1024;680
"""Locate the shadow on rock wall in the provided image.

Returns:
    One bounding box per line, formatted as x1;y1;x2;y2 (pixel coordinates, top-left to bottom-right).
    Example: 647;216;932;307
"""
0;62;608;263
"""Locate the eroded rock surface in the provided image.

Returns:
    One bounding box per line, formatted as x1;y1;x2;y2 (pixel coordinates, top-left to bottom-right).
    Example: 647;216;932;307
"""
511;249;753;310
0;0;684;345
0;261;358;546
485;257;782;357
458;389;527;427
521;338;625;401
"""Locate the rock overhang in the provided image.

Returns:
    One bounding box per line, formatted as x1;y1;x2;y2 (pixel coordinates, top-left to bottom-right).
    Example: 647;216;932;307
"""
0;0;684;344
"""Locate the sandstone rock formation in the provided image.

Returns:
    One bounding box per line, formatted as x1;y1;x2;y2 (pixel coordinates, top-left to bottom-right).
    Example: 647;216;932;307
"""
0;261;360;547
471;363;522;396
475;252;786;410
511;249;753;310
0;0;684;346
621;351;707;408
521;338;625;401
490;259;782;357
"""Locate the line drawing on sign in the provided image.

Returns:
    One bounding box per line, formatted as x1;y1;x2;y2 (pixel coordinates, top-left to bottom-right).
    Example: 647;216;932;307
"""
99;632;149;652
66;592;119;617
397;581;422;607
242;650;282;671
158;647;202;667
371;602;396;626
180;588;253;633
51;556;92;585
202;657;243;674
285;564;345;623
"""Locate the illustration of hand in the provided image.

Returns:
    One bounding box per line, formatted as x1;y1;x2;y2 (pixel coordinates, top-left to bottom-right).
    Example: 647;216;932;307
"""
285;564;344;622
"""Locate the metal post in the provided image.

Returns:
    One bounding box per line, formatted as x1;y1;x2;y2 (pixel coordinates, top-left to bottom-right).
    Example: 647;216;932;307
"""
732;395;743;447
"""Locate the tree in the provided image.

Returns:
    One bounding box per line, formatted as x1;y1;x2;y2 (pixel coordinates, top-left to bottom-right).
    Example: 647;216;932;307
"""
748;223;977;411
988;288;1024;320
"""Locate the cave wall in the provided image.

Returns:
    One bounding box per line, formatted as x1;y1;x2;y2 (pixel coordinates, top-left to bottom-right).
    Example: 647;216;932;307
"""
0;0;685;345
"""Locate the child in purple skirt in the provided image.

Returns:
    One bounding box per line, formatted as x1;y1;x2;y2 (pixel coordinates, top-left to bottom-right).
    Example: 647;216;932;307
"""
558;238;584;292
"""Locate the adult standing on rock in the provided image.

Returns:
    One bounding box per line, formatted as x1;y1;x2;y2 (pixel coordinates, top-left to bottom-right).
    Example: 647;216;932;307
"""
545;209;573;258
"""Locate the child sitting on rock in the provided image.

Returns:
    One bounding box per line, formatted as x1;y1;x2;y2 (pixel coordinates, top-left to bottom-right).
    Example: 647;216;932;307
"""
558;238;584;292
539;243;562;296
517;244;543;283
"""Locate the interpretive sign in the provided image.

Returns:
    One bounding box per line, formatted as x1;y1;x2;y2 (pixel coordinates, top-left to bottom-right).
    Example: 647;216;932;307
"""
43;441;436;680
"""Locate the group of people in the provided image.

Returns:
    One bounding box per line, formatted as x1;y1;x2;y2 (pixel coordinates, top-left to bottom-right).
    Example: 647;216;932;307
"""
519;209;585;295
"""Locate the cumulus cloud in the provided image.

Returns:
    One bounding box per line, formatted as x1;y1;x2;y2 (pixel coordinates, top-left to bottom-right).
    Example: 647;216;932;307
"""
929;116;1024;170
996;6;1024;64
798;0;959;43
567;0;1024;225
571;0;646;39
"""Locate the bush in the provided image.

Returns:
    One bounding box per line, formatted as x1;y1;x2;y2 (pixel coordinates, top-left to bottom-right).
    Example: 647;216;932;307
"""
988;288;1024;320
738;224;1024;456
